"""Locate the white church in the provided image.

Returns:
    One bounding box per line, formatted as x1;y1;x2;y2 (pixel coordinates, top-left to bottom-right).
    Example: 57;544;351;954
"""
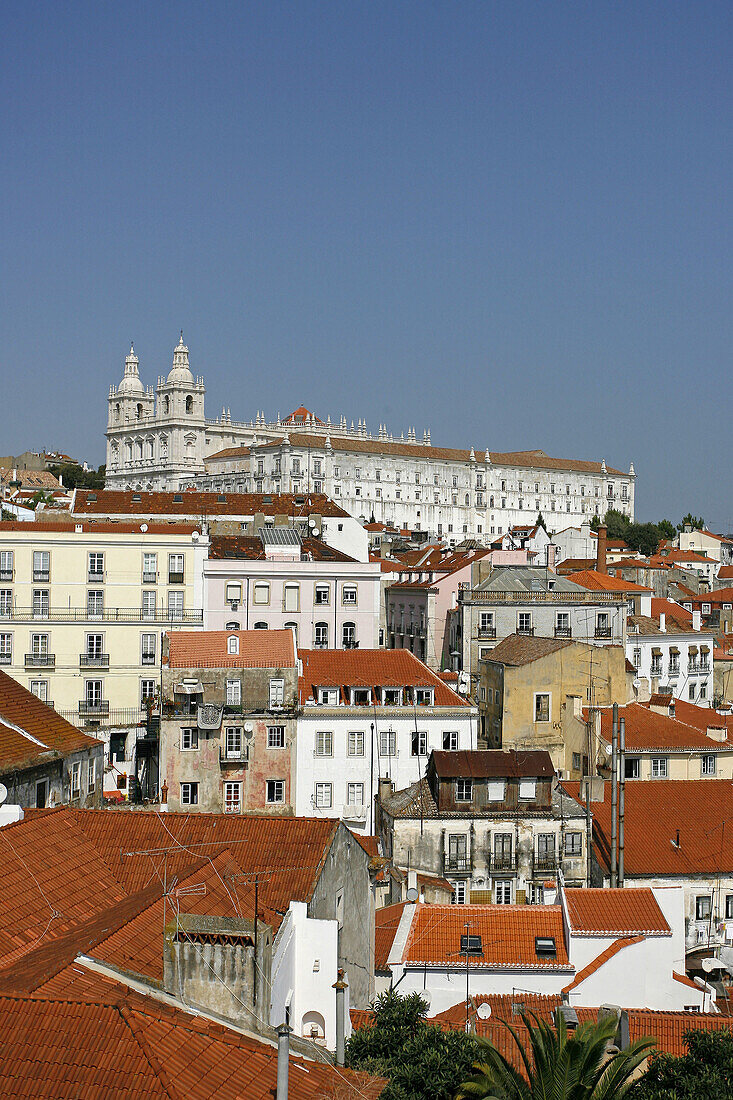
106;336;636;543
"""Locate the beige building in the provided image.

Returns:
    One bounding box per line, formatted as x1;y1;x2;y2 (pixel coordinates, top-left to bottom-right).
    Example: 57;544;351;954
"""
0;520;206;734
478;634;632;777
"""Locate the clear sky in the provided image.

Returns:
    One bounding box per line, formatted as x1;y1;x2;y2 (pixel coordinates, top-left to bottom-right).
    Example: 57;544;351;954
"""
2;2;731;527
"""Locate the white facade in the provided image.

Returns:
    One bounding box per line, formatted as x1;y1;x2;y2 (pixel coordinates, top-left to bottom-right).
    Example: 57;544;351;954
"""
627;620;715;706
105;340;636;541
295;706;477;834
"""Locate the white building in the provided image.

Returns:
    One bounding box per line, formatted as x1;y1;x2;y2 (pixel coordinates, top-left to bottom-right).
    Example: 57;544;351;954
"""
105;339;636;542
627;598;715;705
295;649;476;833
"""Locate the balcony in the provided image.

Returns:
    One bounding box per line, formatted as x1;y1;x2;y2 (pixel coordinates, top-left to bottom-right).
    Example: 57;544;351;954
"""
532;851;559;874
0;569;13;582
0;653;12;665
443;854;472;875
141;653;156;666
78;700;110;718
516;626;534;637
142;571;157;584
668;664;680;677
477;626;497;639
87;572;105;584
3;607;203;624
25;653;55;668
554;626;572;638
489;851;517;873
688;663;700;674
219;748;249;767
33;570;50;582
80;653;110;668
650;665;663;678
168;572;184;585
594;627;613;640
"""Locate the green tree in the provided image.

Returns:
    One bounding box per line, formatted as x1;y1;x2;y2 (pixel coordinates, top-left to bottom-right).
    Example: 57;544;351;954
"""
631;1027;733;1100
455;1010;653;1100
47;462;106;490
600;509;633;541
346;990;480;1100
625;522;663;558
535;512;547;532
656;519;676;541
677;513;705;532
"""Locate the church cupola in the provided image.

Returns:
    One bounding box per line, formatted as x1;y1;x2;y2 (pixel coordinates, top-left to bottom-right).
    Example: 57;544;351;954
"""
167;332;195;384
117;343;145;394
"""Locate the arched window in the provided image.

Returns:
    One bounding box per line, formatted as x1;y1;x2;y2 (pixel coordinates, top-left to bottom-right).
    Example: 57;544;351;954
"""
302;1010;326;1041
136;403;143;419
254;621;268;630
186;395;194;414
136;440;143;460
225;620;240;630
125;441;133;462
283;583;299;613
342;622;356;649
284;621;298;644
114;403;120;422
160;436;168;458
314;622;328;649
146;437;154;458
227;635;239;655
163;395;170;415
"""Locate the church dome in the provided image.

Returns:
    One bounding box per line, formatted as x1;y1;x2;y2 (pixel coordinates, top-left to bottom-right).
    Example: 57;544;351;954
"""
117;344;145;394
167;332;195;384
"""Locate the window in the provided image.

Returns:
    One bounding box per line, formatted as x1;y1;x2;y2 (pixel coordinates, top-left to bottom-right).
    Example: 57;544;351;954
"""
632;647;641;670
33;551;50;581
342;585;357;605
253;582;270;605
495;881;512;905
348;731;364;756
315;583;330;605
140;679;156;706
442;731;458;751
254;621;268;630
224;782;242;814
141;633;156;665
556;612;570;636
689;682;696;702
534;693;550;723
88;758;96;793
411;730;428;756
0;551;14;580
142;552;157;583
0;590;11;618
284;584;299;612
451;881;467;905
702;754;716;776
318;687;338;705
415;688;433;706
180;782;199;806
168;554;184;584
315;782;332;808
313;621;329;649
226;679;241;707
225;620;240;630
71;761;81;797
455;778;472;802
651;756;668;779
226;727;243;758
87;590;103;618
227;635;239;655
382;688;401;705
181;728;199;750
267;726;285;748
269;678;285;707
519;778;537;801
572;752;582;771
479;611;494;634
347;782;364;806
167;591;184;620
565;832;583;856
142;590;156;619
624;757;640;779
266;779;285;804
517;612;532;634
84;679;103;707
315;731;333;756
696;895;712;921
342;622;356;648
31;633;49;657
88;552;104;579
379;730;396;757
596;612;611;637
485;779;505;803
726;895;733;920
30;680;48;701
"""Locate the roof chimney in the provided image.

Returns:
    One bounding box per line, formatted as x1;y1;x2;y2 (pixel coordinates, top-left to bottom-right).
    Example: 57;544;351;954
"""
692;610;702;631
659;613;666;633
596;525;608;575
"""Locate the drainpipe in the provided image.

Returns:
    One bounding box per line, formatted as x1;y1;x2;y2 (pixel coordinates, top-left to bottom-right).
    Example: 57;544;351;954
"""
333;969;347;1066
618;716;625;887
276;1023;291;1100
607;704;611;884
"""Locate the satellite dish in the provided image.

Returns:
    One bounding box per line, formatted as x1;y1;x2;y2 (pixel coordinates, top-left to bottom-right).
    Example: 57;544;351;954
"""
312;528;320;536
701;957;722;973
140;523;148;533
309;519;317;528
191;531;200;541
0;783;7;805
405;887;419;902
243;722;254;735
477;1003;492;1020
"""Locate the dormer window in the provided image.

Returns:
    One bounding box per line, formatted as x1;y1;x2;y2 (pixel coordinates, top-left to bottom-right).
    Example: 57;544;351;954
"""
455;778;473;802
227;635;239;655
351;687;371;706
382;687;402;706
519;778;537;801
415;687;433;706
318;687;339;705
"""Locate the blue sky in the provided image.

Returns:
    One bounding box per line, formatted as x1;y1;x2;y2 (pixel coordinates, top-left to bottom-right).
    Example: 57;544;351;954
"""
1;2;731;526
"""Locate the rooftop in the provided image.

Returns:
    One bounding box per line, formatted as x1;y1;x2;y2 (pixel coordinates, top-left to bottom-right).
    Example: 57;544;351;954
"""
563;887;671;936
0;670;101;773
483;634;575;666
166;629;297;669
590;702;731;753
71;489;350;519
566;570;652;593
297;649;467;707
430;748;555;780
209;534;356;562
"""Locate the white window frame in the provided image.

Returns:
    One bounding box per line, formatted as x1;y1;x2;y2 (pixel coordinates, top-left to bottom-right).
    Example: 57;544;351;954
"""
266;779;285;804
224;781;242;814
70;760;81;797
348;730;364;756
315;730;333;757
347;781;364;806
342;585;358;605
702;754;716;776
518;778;537;801
181;727;199;751
314;782;332;808
269;678;285;708
379;730;396;757
180;782;199;806
227;635;239;655
442;731;458;751
284;583;299;613
253;582;270;605
267;725;285;748
534;692;551;723
455;778;472;802
318;686;338;705
411;730;428;756
226;727;243;758
651;756;668;779
226;679;241;707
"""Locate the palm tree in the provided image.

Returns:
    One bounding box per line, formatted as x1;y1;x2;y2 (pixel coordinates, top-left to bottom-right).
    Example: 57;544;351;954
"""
455;1009;654;1100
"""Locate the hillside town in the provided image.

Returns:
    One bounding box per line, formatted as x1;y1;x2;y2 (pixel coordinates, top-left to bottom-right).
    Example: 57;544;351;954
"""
1;337;732;1096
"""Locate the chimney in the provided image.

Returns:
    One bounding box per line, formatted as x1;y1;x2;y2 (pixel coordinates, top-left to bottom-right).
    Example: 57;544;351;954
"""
333;969;347;1066
596;525;608;575
378;776;394;804
546;543;557;571
659;613;666;633
692;610;702;631
276;1023;291;1100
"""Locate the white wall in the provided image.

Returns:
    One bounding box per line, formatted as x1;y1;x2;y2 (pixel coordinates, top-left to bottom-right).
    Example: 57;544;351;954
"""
390;962;571;1016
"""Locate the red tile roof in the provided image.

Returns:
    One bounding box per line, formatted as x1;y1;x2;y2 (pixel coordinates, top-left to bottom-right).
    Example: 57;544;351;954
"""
400;904;571;970
282;406;326;425
563;888;670;935
484;634;575;666
0;519;200;534
0;671;101;771
649;598;696;630
209;534;355;562
563;779;733;876
375;903;407;971
72;489;350;519
166;629;296;669
297;649;468;706
566;570;652;593
688;587;733;606
590;703;731;752
431;749;555;779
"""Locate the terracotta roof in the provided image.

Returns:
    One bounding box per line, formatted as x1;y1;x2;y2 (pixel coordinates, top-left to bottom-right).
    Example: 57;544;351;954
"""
282;406;326;425
166;629;297;669
483;634;575;666
718;566;733;580
563;779;733;876
562;936;645;993
640;697;733;736
375;903;407;971
0;989;385;1099
566;570;652;593
689;587;733;606
662;549;717;565
590;703;731;752
563;888;670;935
431;749;555;780
0;468;61;489
556;557;596;574
72;489;350;519
400;904;571;970
0;671;101;772
209;534;355;562
249;433;626;474
0;519;200;535
297;649;468;707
